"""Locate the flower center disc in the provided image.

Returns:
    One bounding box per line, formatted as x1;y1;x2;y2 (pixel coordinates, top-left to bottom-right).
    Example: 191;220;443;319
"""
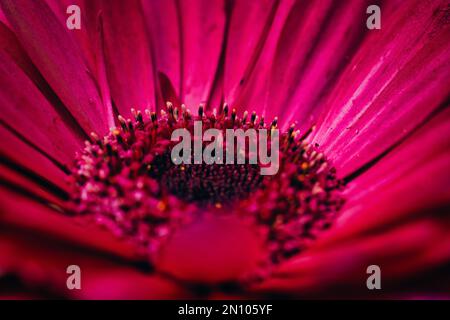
68;103;345;279
151;153;264;205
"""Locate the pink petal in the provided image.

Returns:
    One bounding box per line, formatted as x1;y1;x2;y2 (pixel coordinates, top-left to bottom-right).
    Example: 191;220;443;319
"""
0;164;64;206
156;215;264;284
253;219;450;297
0;187;139;262
0;21;56;100
227;0;296;115
222;0;277;105
141;0;181;105
177;0;226;110
88;0;156;118
0;225;186;299
47;0;115;126
0;0;109;134
0;40;84;165
0;6;9;27
0;125;67;191
317;108;450;246
269;0;371;131
45;0;96;74
311;0;450;176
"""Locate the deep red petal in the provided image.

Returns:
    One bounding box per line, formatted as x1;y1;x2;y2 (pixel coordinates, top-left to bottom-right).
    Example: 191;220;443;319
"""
45;0;96;74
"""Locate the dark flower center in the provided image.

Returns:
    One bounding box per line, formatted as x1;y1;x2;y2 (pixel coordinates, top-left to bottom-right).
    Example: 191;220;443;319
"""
68;103;345;274
153;159;264;205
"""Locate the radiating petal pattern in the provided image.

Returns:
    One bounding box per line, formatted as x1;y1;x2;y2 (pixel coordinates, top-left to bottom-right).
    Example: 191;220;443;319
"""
0;125;68;192
253;219;450;297
177;0;226;110
317;107;450;246
0;0;109;134
311;0;450;176
141;0;181;107
0;223;186;299
0;36;83;164
0;0;449;300
88;0;156;118
0;187;142;261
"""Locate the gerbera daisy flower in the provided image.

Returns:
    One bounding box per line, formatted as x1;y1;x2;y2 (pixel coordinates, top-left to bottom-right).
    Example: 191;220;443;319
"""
0;0;449;299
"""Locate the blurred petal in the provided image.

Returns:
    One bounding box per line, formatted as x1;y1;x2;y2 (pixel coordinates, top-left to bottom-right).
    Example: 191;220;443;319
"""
157;215;264;284
0;187;139;262
0;125;68;194
253;219;450;297
0;6;8;26
312;0;450;176
75;268;187;299
0;164;64;206
0;0;109;134
0;225;187;299
45;0;96;74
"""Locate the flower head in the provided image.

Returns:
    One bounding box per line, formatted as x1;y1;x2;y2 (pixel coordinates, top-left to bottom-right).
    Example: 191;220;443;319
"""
0;0;449;299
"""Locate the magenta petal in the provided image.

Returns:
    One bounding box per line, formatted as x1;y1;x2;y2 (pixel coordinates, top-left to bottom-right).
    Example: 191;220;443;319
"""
156;215;264;284
46;0;115;126
311;0;450;175
91;0;156;118
0;48;83;165
75;269;187;299
0;5;9;27
253;219;450;296
141;0;181;103
223;0;277;104
254;107;450;296
0;126;67;191
315;109;450;246
0;226;186;299
0;164;64;206
0;187;140;262
177;0;226;110
45;0;96;74
0;0;109;134
228;0;296;115
269;0;369;131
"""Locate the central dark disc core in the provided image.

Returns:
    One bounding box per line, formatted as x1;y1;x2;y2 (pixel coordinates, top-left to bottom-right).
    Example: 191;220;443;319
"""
68;104;345;270
149;152;264;205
